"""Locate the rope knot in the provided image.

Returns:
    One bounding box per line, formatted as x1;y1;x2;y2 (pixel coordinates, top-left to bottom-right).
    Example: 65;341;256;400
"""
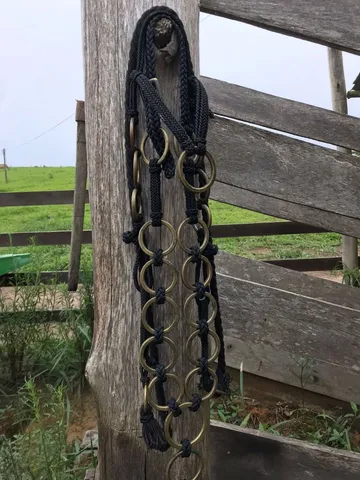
189;394;202;412
154;326;164;345
167;398;182;417
204;242;219;258
153;248;164;267
155;286;166;305
195;282;206;300
155;363;167;383
193;137;207;156
198;357;209;376
190;245;202;264
180;439;192;458
197;318;209;338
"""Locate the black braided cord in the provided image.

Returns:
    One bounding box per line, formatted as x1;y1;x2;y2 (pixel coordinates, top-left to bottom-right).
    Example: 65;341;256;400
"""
124;6;230;453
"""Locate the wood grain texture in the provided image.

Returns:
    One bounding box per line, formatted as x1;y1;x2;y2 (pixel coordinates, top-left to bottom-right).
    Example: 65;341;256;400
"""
68;103;88;291
209;421;360;479
202;76;360;152
217;251;360;403
200;0;360;55
82;1;207;479
328;48;358;272
209;117;360;238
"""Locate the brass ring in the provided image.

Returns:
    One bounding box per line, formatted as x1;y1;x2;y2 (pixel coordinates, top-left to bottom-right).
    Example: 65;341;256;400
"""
164;402;207;450
185;329;221;366
166;450;204;480
139;336;177;374
148;373;184;412
184;292;218;328
181;256;213;291
141;296;179;334
177;151;216;193
138;220;177;257
131;188;142;220
139;259;178;295
140;128;170;165
143;384;149;410
129;117;136;149
133;150;141;188
185;367;218;402
177;218;209;254
200;204;212;228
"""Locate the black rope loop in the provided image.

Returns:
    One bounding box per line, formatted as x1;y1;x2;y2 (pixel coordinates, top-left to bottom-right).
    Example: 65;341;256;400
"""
190;245;202;264
189;393;202;413
167;398;182;417
180;439;192;458
195;281;206;300
198;356;209;376
155;286;166;305
155;363;167;383
196;317;209;338
153;248;164;267
154;326;165;345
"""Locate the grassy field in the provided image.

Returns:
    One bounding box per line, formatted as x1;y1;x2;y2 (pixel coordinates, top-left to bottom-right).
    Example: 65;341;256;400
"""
0;167;341;271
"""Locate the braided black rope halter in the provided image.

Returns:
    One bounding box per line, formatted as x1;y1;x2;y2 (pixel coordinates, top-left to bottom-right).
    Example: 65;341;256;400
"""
123;6;230;459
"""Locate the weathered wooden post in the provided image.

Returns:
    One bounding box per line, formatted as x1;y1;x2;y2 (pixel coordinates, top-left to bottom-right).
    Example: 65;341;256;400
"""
82;1;215;478
328;48;358;274
68;100;87;291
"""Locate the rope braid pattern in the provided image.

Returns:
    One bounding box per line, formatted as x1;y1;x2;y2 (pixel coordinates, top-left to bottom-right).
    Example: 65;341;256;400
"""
123;6;230;475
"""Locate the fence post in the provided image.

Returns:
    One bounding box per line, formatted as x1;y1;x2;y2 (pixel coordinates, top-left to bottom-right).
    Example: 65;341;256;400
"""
68;100;87;291
2;149;8;183
82;2;210;479
328;48;358;275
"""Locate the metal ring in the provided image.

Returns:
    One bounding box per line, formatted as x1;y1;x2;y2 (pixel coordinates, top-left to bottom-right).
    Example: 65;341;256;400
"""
177;151;216;193
140;128;170;165
139;259;178;295
143;384;149;410
139;336;177;374
129;117;136;149
131;188;142;220
133;150;141;188
181;256;213;291
184;292;218;328
138;220;177;257
184;367;218;402
148;373;184;412
200;204;212;228
141;296;179;334
185;329;221;366
177;218;209;254
166;451;204;480
164;402;207;450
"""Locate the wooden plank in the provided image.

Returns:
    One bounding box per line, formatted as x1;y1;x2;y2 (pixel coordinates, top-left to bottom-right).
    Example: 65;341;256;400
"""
266;257;344;272
210;421;360;479
212;222;327;238
211;182;360;239
0;230;92;247
217;251;360;403
200;0;360;56
209;117;360;238
202;76;360;152
0;190;89;207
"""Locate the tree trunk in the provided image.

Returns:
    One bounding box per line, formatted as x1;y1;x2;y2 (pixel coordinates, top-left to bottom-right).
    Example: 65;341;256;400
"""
82;1;209;478
328;48;358;274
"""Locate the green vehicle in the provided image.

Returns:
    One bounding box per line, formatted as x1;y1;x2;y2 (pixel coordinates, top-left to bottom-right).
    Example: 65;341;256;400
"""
0;254;31;276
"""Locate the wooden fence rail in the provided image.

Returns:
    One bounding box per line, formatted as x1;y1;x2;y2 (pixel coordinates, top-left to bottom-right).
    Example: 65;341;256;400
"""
200;0;360;55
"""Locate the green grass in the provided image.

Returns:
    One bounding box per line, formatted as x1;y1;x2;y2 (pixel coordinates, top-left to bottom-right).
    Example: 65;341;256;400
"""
0;167;341;271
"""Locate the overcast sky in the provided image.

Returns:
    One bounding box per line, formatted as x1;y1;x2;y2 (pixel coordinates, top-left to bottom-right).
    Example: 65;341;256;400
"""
1;2;359;168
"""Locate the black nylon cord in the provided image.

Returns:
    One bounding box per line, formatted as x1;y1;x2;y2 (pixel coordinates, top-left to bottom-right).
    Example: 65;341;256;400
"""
124;6;230;453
